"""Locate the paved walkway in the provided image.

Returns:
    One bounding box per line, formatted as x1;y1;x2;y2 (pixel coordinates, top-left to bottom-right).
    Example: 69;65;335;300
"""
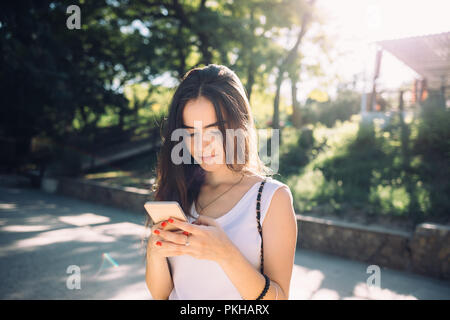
1;184;449;300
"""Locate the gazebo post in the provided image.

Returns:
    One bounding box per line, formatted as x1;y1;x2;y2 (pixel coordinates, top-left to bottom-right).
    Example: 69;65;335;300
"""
440;78;447;109
398;90;404;112
369;47;383;112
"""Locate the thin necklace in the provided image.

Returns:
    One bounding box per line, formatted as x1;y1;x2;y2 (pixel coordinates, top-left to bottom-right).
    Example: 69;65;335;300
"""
197;174;245;215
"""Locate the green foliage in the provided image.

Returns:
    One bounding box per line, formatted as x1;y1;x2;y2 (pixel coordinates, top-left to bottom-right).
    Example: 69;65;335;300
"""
1;0;320;172
412;91;450;220
278;127;316;177
283;119;359;212
299;89;361;127
283;92;450;225
0;1;164;152
315;121;388;210
414;92;450;161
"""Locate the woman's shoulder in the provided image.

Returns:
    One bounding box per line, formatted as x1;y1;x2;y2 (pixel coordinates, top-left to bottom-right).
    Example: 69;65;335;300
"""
262;176;290;190
258;176;295;223
247;174;291;195
262;177;293;208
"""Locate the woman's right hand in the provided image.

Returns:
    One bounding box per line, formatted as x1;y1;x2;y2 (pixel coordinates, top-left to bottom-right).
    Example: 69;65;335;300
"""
147;219;191;258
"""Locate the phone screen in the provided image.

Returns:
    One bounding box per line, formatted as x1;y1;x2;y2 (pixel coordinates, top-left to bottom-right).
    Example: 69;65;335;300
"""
144;201;188;232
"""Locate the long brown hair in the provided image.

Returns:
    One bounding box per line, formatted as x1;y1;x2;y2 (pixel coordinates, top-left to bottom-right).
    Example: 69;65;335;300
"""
150;64;273;223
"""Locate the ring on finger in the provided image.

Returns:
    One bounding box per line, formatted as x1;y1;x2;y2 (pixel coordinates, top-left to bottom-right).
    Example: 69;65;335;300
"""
184;234;190;246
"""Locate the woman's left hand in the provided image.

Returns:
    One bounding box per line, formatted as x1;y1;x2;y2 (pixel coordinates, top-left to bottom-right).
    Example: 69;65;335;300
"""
154;216;234;263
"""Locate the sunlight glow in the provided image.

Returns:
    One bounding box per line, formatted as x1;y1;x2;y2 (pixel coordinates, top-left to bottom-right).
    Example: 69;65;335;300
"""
311;0;450;97
58;213;111;226
84;171;133;179
0;227;115;256
290;264;420;300
1;225;52;232
0;203;17;210
353;282;417;300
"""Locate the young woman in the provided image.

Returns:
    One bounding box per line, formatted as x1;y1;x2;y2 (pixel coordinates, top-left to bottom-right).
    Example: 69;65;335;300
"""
145;64;297;300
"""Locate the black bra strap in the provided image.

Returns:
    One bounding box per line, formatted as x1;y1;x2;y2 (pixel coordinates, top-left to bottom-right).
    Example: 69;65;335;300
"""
256;178;267;274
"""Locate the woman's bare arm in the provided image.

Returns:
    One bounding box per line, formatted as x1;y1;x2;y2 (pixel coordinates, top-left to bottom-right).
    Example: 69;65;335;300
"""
218;186;298;299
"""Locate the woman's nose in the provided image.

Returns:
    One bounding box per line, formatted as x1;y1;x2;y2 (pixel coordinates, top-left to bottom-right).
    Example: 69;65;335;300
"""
201;136;214;152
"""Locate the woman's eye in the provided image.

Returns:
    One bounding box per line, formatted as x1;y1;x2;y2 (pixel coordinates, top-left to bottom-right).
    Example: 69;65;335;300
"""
190;131;204;138
207;129;221;136
188;128;221;138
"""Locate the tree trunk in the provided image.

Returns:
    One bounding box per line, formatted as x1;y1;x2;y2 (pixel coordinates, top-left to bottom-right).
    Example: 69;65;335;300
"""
290;73;302;128
172;0;212;66
176;23;187;78
273;68;284;145
271;0;315;133
245;8;256;101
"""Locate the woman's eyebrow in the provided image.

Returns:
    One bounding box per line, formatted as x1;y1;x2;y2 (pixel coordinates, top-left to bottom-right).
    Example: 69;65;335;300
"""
182;120;225;129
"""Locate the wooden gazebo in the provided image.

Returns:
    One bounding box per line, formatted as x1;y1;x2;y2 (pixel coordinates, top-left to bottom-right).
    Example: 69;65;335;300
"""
365;31;450;112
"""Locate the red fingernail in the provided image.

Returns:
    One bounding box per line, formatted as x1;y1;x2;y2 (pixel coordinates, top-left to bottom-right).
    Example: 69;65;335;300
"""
154;229;160;235
168;218;174;223
183;231;189;236
161;221;167;227
156;241;162;246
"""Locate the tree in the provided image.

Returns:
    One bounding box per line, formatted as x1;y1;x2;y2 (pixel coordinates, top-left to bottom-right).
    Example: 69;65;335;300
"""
271;0;317;132
0;0;165;163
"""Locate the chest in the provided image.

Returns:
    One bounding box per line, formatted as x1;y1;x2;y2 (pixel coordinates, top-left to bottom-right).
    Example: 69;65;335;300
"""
195;184;256;218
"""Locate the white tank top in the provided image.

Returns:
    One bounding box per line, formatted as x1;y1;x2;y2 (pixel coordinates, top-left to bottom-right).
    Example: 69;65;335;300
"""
167;176;288;300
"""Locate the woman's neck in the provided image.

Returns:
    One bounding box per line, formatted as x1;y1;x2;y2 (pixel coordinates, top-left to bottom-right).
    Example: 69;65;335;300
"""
203;168;245;188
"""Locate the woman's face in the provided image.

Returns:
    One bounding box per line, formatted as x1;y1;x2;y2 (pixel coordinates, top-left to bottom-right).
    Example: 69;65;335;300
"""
182;96;227;172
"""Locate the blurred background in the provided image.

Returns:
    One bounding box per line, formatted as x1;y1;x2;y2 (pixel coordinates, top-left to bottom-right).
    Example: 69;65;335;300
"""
0;0;449;299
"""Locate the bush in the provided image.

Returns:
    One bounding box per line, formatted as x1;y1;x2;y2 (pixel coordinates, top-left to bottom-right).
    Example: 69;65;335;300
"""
294;91;450;225
412;91;450;220
315;121;389;209
298;90;361;128
278;127;316;177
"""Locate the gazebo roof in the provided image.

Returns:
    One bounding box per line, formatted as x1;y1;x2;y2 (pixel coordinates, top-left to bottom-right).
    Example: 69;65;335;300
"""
377;31;450;89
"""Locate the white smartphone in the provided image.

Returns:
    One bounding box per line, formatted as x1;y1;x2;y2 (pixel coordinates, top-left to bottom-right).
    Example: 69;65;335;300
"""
144;201;189;232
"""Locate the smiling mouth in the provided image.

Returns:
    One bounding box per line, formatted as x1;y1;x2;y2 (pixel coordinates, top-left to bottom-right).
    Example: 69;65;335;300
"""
201;154;216;160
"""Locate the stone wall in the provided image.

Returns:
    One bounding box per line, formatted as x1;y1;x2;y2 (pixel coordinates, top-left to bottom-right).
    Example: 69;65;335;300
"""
409;223;450;279
297;215;450;280
297;215;412;271
55;177;153;215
